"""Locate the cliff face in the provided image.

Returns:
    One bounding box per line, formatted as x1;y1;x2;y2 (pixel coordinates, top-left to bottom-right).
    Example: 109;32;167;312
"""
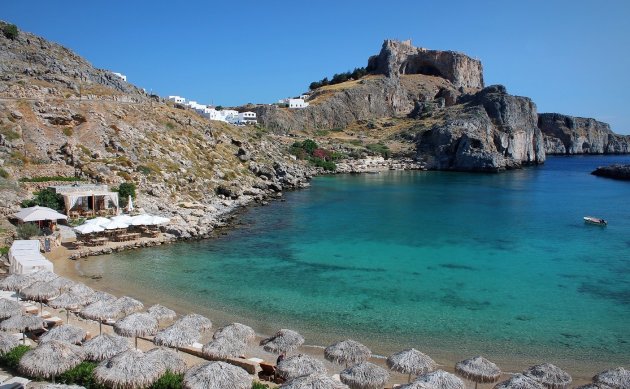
367;39;484;89
538;113;630;154
417;85;545;172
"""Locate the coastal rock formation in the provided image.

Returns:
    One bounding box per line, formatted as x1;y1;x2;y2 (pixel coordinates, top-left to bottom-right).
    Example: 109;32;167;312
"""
417;85;545;171
538;113;630;154
367;39;484;89
591;164;630;180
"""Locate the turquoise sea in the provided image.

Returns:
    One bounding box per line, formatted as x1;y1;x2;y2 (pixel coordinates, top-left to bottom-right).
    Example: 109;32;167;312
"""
74;156;630;372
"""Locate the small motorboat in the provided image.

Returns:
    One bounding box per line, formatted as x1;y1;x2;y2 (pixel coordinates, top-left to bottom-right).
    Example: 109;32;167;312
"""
584;216;607;226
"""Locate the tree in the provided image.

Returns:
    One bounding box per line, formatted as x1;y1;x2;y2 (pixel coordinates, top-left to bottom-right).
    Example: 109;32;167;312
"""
300;139;318;155
22;188;64;210
117;182;136;206
2;24;18;40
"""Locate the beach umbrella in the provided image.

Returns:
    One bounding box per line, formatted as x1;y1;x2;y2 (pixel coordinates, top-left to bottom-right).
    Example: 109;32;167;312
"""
86;217;111;226
114;312;158;349
49;276;75;292
74;223;105;234
83;333;131;361
131;214;154;226
397;381;435;389
325;340;371;367
340;362;389;389
145;347;187;374
21;280;61;315
154;324;200;349
151;216;170;225
114;296;144;315
28;269;58;282
39;324;86;345
455;356;501;389
174;313;212;332
0;298;23;319
260;329;304;355
68;283;95;298
523;363;572;389
112;214;133;224
202;336;246;359
49;292;88;323
593;367;630;389
183;361;253;389
127;196;133;212
414;370;465;389
33;384;87;389
0;331;19;353
277;353;327;380
0;314;44;344
494;374;545;389
147;304;177;323
103;219;130;230
94;349;162;389
80;300;124;335
387;348;436;383
213;322;256;343
18;340;84;381
85;290;116;305
0;273;35;297
280;373;350;389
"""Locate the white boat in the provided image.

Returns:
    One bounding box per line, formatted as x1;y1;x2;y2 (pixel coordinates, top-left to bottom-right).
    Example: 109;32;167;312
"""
584;216;607;226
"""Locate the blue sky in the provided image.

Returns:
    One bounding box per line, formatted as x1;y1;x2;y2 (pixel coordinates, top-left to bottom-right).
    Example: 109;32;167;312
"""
3;0;630;133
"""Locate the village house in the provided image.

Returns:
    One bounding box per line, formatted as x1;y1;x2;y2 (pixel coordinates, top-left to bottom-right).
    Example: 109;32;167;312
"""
288;98;309;109
112;72;127;82
168;96;186;104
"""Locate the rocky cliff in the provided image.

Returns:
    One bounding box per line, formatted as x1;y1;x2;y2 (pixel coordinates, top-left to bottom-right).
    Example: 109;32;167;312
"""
538;113;630;154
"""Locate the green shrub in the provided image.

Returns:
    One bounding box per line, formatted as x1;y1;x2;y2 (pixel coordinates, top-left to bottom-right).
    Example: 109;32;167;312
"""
149;371;183;389
137;165;152;175
366;143;391;159
309;67;367;90
18;176;83;183
0;345;30;371
16;223;40;239
252;382;270;389
31;188;64;210
0;246;8;256
58;361;104;389
0;168;9;179
63;127;74;137
311;158;336;171
2;24;18;40
116;182;136;207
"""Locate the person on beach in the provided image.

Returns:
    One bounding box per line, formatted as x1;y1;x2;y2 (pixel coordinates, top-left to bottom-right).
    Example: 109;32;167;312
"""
276;353;285;365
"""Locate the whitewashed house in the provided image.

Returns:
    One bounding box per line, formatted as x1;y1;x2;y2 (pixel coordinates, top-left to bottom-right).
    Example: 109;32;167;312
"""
238;111;257;124
288;98;309;109
112;72;127;82
168;96;186;104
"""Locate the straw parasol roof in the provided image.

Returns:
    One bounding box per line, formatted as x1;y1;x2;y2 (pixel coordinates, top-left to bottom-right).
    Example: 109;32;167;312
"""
455;356;501;385
387;348;436;378
0;331;19;353
325;340;371;366
0;273;35;292
49;277;75;291
0;298;22;319
260;329;305;354
213;322;256;343
414;370;465;389
49;292;88;310
573;385;612;389
202;336;246;359
85;290;116;305
593;367;630;389
28;269;58;282
94;349;162;389
523;363;572;389
280;373;350;389
0;314;44;332
145;347;187;374
32;385;87;389
80;300;122;321
18;340;84;379
68;283;95;297
114;312;158;348
494;374;546;389
277;354;327;380
83;333;131;361
397;381;436;389
340;362;390;389
153;324;200;349
21;280;60;301
174;313;212;332
114;296;144;315
147;304;176;322
183;361;253;389
39;324;86;345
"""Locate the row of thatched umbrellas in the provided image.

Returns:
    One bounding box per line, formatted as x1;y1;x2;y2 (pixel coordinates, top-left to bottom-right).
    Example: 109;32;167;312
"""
0;269;627;389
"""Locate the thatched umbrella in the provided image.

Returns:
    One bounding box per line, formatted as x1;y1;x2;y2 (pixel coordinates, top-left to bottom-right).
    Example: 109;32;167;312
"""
145;347;187;374
48;277;75;292
32;384;87;389
183;361;253;389
83;333;131;361
277;354;327;380
213;322;256;343
68;283;95;297
21;280;60;314
114;312;158;349
523;363;572;389
154;324;200;349
28;269;58;282
0;331;19;353
85;290;116;305
49;292;88;323
94;349;162;389
0;273;35;298
114;296;144;315
174;313;213;332
147;304;176;323
340;362;389;389
19;340;84;381
573;385;611;389
202;336;246;359
0;314;44;344
260;329;305;355
0;297;23;319
280;373;350;389
397;381;435;389
455;356;501;389
593;367;630;389
414;370;465;389
494;374;545;389
80;300;123;335
39;324;86;345
325;340;371;368
387;348;437;383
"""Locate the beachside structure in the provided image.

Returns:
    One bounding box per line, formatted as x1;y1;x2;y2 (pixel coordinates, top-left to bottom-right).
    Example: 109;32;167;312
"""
50;184;120;218
168;96;186;104
13;206;68;234
8;240;53;274
112;72;127;82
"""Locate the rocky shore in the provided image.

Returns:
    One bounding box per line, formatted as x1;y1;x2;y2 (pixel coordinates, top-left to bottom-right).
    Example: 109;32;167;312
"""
591;164;630;180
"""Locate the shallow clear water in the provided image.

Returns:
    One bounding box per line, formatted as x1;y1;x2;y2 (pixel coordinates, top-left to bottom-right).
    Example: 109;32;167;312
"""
77;156;630;368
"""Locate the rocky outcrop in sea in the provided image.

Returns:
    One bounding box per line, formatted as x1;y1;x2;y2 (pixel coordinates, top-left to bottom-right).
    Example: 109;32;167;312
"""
591;164;630;180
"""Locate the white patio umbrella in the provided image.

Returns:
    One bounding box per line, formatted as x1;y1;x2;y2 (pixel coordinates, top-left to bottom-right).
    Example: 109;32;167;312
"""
131;214;154;226
112;214;133;224
150;216;170;225
86;217;111;226
127;196;134;212
74;223;105;234
14;206;68;222
103;219;129;230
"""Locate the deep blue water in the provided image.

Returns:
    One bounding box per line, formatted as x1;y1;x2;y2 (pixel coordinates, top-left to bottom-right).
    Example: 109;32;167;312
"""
79;155;630;368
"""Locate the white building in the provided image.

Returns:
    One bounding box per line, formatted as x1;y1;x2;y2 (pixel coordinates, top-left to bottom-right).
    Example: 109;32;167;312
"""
288;98;309;109
112;72;127;82
168;96;186;104
8;240;54;274
238;111;257;124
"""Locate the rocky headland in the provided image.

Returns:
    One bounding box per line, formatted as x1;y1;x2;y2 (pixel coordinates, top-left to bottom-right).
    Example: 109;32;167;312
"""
591;164;630;180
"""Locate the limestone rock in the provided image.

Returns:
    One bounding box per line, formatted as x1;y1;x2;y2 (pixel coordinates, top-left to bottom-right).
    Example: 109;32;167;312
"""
591;164;630;180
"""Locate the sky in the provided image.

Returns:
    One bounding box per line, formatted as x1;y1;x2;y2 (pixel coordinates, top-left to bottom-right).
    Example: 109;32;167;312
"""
3;0;630;133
